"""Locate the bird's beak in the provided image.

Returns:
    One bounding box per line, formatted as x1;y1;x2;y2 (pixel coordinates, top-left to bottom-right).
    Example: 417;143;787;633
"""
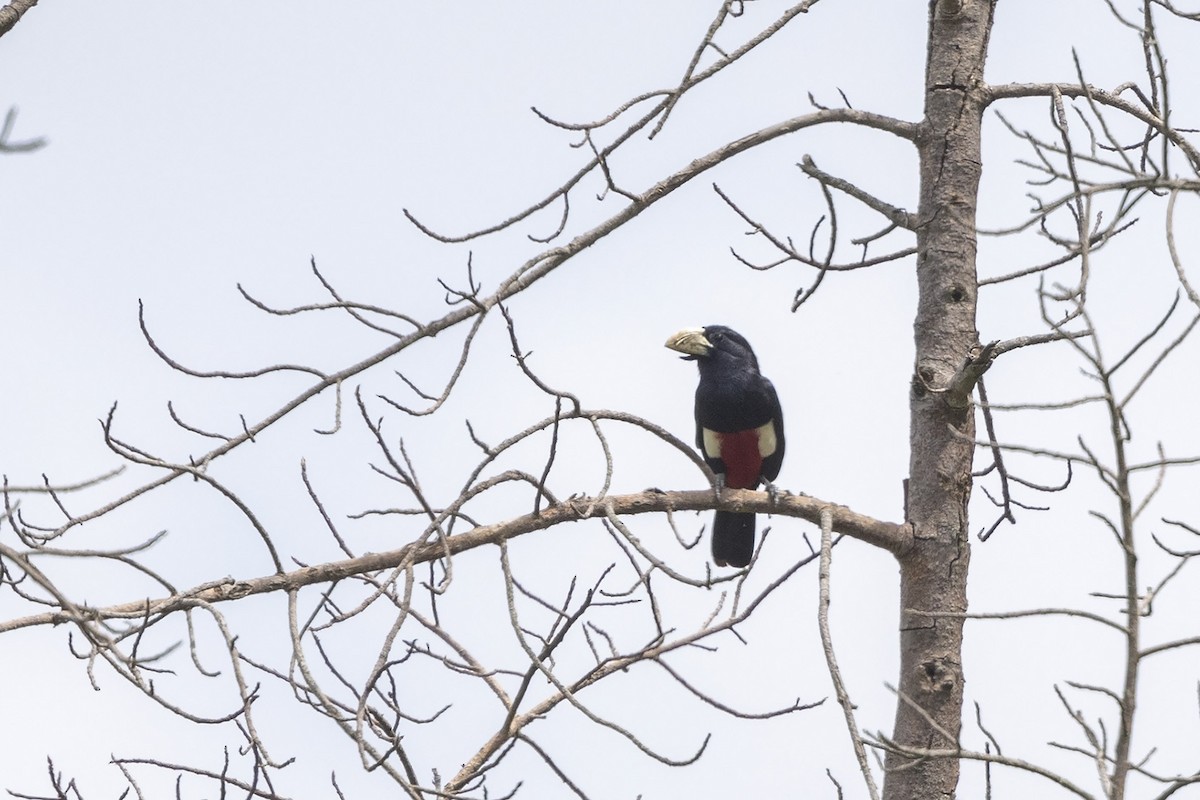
665;327;711;358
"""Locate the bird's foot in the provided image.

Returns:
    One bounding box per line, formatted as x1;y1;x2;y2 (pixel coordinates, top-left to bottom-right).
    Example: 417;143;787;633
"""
713;473;725;503
763;479;780;506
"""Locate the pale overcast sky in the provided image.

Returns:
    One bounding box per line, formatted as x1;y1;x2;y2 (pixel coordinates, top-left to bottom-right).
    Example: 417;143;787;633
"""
1;2;1199;797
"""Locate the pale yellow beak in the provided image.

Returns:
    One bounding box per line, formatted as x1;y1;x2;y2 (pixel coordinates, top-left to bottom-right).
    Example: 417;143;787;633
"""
665;327;711;357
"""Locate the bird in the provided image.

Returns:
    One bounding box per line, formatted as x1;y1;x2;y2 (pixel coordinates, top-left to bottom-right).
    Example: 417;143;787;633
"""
665;325;785;568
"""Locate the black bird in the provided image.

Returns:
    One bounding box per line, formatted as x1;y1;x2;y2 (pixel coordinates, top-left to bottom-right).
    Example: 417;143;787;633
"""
666;325;785;568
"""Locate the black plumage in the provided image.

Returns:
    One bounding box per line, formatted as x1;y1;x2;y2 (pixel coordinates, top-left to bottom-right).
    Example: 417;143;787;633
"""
666;325;785;567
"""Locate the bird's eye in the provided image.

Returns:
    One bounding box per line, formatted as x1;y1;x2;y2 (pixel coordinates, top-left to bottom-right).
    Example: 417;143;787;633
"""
710;332;723;342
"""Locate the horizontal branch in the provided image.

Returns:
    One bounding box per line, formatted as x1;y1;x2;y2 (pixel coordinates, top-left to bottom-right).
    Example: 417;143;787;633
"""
1141;635;1200;659
0;489;909;634
992;329;1093;358
78;108;919;538
869;738;1095;800
942;329;1093;407
986;81;1200;171
909;606;1127;635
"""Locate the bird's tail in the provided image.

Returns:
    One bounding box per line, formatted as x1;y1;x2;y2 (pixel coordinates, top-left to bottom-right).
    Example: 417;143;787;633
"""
712;511;755;568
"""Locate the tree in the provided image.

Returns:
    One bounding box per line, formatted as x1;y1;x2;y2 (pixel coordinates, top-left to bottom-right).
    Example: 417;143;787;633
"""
2;2;1199;798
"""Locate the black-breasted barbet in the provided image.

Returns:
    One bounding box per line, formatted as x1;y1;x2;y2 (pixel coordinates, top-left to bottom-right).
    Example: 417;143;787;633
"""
666;325;785;567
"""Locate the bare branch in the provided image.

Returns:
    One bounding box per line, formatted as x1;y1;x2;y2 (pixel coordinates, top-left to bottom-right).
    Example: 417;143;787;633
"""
987;82;1200;171
0;106;45;151
818;507;880;800
1;486;908;635
799;155;916;230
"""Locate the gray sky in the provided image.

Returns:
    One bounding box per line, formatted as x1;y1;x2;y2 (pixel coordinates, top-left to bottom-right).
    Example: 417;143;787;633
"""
2;2;1199;797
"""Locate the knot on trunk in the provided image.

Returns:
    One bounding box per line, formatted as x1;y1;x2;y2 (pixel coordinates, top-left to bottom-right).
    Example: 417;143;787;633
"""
919;657;958;694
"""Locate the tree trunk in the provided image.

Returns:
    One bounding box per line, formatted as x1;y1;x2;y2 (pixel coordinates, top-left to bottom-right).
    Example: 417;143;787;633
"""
884;2;995;798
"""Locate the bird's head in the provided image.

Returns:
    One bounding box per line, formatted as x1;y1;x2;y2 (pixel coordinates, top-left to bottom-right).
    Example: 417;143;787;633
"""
665;325;760;369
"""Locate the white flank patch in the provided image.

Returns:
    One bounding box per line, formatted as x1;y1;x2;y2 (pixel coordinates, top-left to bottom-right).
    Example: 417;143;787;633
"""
702;428;722;459
757;421;777;457
701;423;777;459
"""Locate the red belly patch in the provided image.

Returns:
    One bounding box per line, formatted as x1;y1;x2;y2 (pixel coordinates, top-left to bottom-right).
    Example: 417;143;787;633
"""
714;429;763;489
